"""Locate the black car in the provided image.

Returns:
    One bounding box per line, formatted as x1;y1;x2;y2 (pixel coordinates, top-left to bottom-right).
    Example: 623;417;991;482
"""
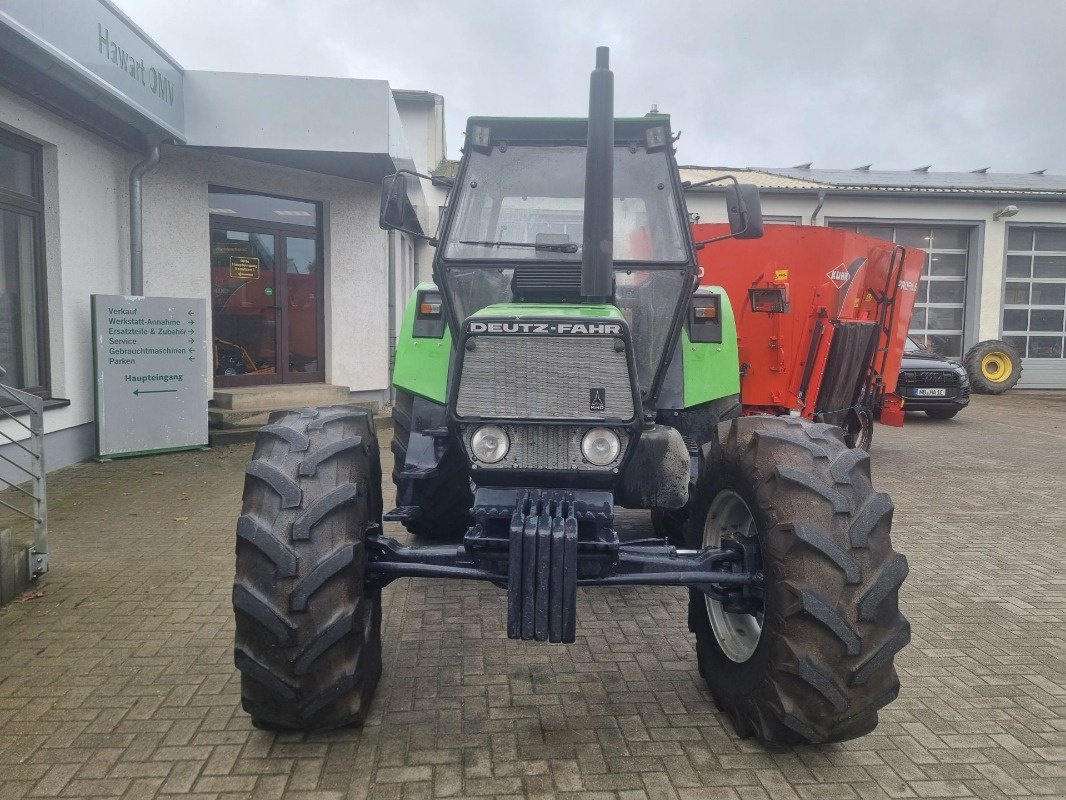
896;337;971;419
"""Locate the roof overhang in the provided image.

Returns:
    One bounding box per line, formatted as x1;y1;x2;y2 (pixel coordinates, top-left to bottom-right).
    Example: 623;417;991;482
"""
181;71;415;184
0;0;185;149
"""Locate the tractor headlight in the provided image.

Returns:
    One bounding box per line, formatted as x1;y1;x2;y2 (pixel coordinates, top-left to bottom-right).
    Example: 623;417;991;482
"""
581;427;621;466
471;425;509;464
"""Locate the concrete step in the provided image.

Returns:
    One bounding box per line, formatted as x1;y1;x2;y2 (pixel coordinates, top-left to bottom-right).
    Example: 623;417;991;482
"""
212;383;351;411
209;407;277;430
209;402;374;430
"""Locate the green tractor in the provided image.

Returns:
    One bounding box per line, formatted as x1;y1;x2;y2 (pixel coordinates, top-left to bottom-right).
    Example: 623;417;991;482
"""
232;48;909;745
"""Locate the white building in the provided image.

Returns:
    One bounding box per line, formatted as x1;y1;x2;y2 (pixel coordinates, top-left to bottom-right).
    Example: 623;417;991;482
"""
0;0;446;470
0;0;1062;475
682;166;1066;388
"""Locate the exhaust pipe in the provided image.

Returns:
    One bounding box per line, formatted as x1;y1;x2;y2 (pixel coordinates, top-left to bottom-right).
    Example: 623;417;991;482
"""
581;46;614;302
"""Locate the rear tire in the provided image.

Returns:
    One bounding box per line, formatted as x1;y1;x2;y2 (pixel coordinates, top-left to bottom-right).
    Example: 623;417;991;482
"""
964;339;1022;394
685;416;909;745
233;405;383;730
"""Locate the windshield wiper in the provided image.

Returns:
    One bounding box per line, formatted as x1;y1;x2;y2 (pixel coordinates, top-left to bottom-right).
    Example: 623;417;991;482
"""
458;239;579;253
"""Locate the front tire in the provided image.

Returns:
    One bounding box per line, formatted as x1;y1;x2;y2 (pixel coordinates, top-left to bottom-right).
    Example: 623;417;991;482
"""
233;406;383;730
685;416;909;745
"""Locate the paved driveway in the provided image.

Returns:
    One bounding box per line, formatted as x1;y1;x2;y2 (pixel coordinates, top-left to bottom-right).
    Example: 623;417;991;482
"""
1;393;1063;799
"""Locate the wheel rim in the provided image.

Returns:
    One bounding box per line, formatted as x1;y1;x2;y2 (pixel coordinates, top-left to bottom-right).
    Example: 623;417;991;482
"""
702;490;763;663
980;352;1011;382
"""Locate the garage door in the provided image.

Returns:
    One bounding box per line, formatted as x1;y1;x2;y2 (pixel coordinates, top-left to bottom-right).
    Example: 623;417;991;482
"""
831;224;972;358
1003;226;1066;388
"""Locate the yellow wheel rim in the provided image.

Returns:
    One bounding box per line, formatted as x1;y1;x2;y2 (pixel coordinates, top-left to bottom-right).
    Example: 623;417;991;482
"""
981;352;1011;382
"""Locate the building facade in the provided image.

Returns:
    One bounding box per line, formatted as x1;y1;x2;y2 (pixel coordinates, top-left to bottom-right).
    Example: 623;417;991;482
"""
0;0;445;471
0;1;1062;475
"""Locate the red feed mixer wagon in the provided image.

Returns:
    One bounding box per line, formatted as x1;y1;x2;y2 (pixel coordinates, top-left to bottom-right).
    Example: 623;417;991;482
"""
693;224;926;449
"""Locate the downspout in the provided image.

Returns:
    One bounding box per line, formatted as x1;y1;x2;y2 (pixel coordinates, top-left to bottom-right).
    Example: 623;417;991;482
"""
809;189;827;226
129;142;162;295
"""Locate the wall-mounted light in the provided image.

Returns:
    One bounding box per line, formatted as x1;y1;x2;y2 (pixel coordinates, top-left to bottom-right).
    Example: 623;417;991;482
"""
993;204;1019;221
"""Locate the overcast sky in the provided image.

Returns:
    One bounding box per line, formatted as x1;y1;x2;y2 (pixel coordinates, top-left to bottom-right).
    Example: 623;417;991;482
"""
120;0;1065;174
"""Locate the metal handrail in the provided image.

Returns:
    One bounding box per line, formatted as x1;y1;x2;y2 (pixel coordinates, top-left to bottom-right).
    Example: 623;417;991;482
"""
0;366;48;580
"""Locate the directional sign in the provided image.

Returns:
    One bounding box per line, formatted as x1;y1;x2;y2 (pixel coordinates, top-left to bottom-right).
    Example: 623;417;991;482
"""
91;295;209;458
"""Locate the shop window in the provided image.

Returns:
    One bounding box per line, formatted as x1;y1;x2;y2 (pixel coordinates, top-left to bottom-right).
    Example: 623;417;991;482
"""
0;131;47;393
1002;226;1066;359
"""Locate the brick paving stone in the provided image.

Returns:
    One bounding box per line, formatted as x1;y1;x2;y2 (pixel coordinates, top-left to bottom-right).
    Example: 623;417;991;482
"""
0;393;1064;798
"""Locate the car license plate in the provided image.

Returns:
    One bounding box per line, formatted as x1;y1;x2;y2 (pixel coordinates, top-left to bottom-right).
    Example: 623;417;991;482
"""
915;388;947;397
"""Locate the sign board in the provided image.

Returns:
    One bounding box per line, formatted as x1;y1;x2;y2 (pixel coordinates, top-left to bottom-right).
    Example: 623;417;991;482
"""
91;295;209;458
0;0;185;139
229;256;260;279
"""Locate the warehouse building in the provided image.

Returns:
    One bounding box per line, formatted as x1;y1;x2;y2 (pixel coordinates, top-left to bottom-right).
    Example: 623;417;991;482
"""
0;0;1063;474
682;166;1066;388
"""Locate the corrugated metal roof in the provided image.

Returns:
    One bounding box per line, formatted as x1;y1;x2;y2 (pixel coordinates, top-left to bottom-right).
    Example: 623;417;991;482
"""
432;159;1066;197
756;167;1066;195
679;167;831;189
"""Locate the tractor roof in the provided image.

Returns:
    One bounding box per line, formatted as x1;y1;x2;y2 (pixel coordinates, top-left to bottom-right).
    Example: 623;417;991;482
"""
464;115;671;145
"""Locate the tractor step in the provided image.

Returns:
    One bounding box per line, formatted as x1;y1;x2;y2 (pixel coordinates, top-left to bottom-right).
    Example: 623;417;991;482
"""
383;506;420;522
506;491;579;644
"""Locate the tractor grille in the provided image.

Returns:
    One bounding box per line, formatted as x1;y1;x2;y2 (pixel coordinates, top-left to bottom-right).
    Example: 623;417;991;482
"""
898;369;960;387
461;424;629;472
456;335;635;421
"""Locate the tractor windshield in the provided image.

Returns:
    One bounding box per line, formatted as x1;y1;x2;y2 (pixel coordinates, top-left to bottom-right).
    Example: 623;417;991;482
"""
443;145;687;262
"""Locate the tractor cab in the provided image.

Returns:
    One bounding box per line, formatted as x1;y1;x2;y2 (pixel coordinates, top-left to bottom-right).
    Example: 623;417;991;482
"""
435;115;692;399
383;114;697;404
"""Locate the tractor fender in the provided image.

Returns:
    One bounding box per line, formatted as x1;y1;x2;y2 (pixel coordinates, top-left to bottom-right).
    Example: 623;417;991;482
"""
616;424;690;510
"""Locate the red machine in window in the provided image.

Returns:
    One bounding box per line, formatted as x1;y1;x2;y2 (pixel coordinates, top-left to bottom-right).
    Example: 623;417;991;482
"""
694;224;925;448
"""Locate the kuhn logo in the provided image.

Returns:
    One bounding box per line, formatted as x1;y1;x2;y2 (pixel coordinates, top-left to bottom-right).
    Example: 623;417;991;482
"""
897;279;919;292
467;321;623;335
827;266;850;288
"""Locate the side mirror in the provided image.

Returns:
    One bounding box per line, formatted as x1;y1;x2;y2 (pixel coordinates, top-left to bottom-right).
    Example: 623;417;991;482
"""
379;170;438;244
725;183;764;240
379;172;411;231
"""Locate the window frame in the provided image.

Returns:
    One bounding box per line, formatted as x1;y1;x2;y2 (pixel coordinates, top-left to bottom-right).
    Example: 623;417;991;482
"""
208;186;326;387
1000;223;1066;360
0;128;50;397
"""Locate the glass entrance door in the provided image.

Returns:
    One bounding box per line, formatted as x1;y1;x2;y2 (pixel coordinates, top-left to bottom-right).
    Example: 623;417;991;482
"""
210;225;324;386
282;235;323;382
211;228;279;386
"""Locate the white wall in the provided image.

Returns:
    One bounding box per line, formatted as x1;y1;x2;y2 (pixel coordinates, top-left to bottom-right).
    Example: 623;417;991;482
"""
394;96;445;177
142;146;391;397
0;84;133;447
394;94;450;287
